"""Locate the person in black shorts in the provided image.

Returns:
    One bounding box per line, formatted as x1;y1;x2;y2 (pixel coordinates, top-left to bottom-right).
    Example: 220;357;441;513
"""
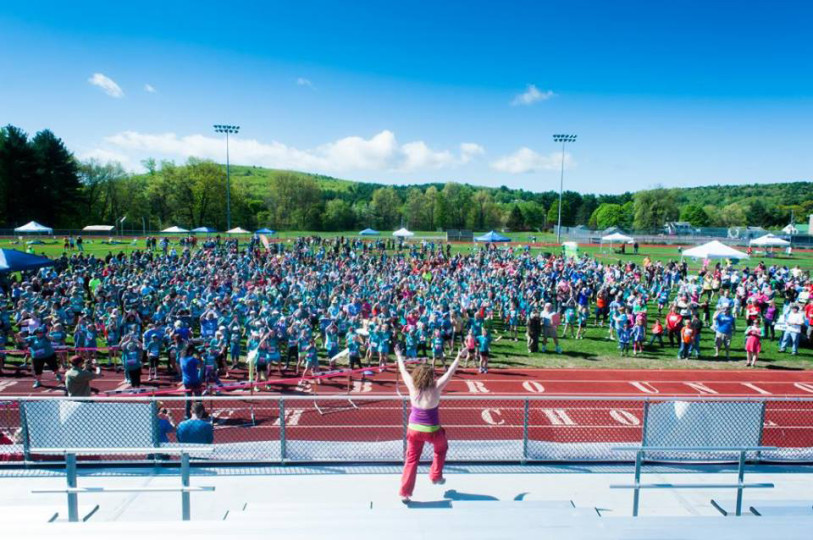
22;327;61;389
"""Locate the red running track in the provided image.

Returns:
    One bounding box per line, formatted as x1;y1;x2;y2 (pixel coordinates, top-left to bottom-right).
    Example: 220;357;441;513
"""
3;366;813;451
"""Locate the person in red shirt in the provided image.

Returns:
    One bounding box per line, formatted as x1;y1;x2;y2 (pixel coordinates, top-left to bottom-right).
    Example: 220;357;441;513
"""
649;318;664;348
745;298;761;325
665;307;683;348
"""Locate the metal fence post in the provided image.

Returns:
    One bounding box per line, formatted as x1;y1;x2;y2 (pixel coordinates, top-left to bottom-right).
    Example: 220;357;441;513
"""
632;450;643;517
402;398;408;457
735;450;746;516
19;400;31;462
66;452;79;522
181;452;191;521
522;399;529;464
279;398;286;464
150;401;159;460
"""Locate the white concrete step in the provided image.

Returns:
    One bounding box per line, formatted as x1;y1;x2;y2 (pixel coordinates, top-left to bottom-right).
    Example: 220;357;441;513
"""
749;500;813;517
0;505;59;523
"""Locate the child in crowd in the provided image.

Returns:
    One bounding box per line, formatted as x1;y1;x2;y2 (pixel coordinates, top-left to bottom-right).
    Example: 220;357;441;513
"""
679;323;694;360
649;318;664;347
744;318;762;368
631;319;646;356
464;329;477;368
576;305;589;340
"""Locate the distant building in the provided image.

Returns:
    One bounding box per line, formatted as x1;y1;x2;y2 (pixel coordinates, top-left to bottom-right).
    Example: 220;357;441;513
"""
664;222;694;235
809;214;813;233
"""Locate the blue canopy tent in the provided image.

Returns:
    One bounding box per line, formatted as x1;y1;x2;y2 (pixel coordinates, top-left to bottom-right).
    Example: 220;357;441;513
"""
255;228;275;234
359;228;379;236
0;249;55;272
474;230;510;242
191;227;217;234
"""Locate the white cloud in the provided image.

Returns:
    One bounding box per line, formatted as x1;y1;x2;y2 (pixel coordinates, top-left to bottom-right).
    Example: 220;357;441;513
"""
144;84;157;93
88;73;124;98
78;148;135;169
94;130;481;173
511;84;554;106
296;77;314;88
460;143;485;164
490;147;572;174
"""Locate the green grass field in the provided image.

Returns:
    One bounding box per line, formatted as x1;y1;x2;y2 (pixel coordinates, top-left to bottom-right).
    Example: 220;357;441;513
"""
4;234;811;370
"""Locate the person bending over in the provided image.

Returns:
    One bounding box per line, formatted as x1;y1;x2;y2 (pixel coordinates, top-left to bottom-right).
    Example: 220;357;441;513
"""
396;346;462;503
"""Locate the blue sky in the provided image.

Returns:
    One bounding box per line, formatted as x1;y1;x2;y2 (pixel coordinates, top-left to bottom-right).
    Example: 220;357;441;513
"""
1;1;812;193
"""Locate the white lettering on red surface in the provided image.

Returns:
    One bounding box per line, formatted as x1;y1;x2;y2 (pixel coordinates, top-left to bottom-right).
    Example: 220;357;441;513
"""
683;382;718;395
464;381;491;394
609;409;641;426
629;381;659;394
741;383;772;395
540;408;576;425
793;383;813;394
273;408;304;426
481;408;506;425
350;381;372;393
521;381;545;393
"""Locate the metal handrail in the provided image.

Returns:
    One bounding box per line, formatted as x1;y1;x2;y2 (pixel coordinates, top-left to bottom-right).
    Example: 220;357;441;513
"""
610;446;778;517
30;448;215;522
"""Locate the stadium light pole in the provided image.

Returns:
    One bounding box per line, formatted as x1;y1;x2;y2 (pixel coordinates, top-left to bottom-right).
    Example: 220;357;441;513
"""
553;134;577;244
213;124;240;230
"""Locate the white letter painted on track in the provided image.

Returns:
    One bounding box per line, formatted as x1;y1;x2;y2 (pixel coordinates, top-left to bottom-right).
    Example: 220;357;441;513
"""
609;409;641;426
522;381;545;393
741;383;772;395
465;381;491;394
793;382;813;394
540;409;576;425
629;381;659;394
273;408;304;426
683;382;718;395
481;409;505;425
351;381;372;393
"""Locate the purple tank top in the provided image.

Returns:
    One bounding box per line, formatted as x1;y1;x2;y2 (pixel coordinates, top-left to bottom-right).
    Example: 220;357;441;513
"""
409;405;440;426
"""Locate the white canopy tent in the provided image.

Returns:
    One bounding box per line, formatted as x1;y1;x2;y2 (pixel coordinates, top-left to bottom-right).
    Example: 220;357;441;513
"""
161;226;189;234
82;225;115;232
392;228;414;238
749;234;790;247
14;221;53;234
600;232;634;252
682;240;749;260
226;227;249;234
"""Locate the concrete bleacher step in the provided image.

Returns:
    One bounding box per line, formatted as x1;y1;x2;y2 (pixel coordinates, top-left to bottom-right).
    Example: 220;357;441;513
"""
710;499;761;517
450;499;576;510
0;505;60;523
748;501;813;517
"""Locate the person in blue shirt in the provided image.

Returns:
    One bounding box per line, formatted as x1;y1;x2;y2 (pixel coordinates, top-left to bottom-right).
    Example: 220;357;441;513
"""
23;327;61;388
176;403;214;444
431;329;445;370
144;326;163;381
347;328;363;370
180;343;203;418
120;334;143;388
713;306;736;360
476;327;491;374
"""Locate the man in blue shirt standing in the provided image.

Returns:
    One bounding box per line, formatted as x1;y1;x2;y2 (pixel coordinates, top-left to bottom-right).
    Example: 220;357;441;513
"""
713;306;735;360
176;403;214;444
180;343;203;419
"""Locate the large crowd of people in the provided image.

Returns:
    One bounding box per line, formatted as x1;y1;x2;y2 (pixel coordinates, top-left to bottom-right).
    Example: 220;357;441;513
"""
0;235;811;402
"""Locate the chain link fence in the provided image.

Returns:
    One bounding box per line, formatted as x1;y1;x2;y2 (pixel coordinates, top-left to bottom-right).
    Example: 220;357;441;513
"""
1;396;812;465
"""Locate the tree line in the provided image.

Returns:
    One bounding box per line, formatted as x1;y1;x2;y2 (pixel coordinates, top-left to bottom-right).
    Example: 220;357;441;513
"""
1;124;811;232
